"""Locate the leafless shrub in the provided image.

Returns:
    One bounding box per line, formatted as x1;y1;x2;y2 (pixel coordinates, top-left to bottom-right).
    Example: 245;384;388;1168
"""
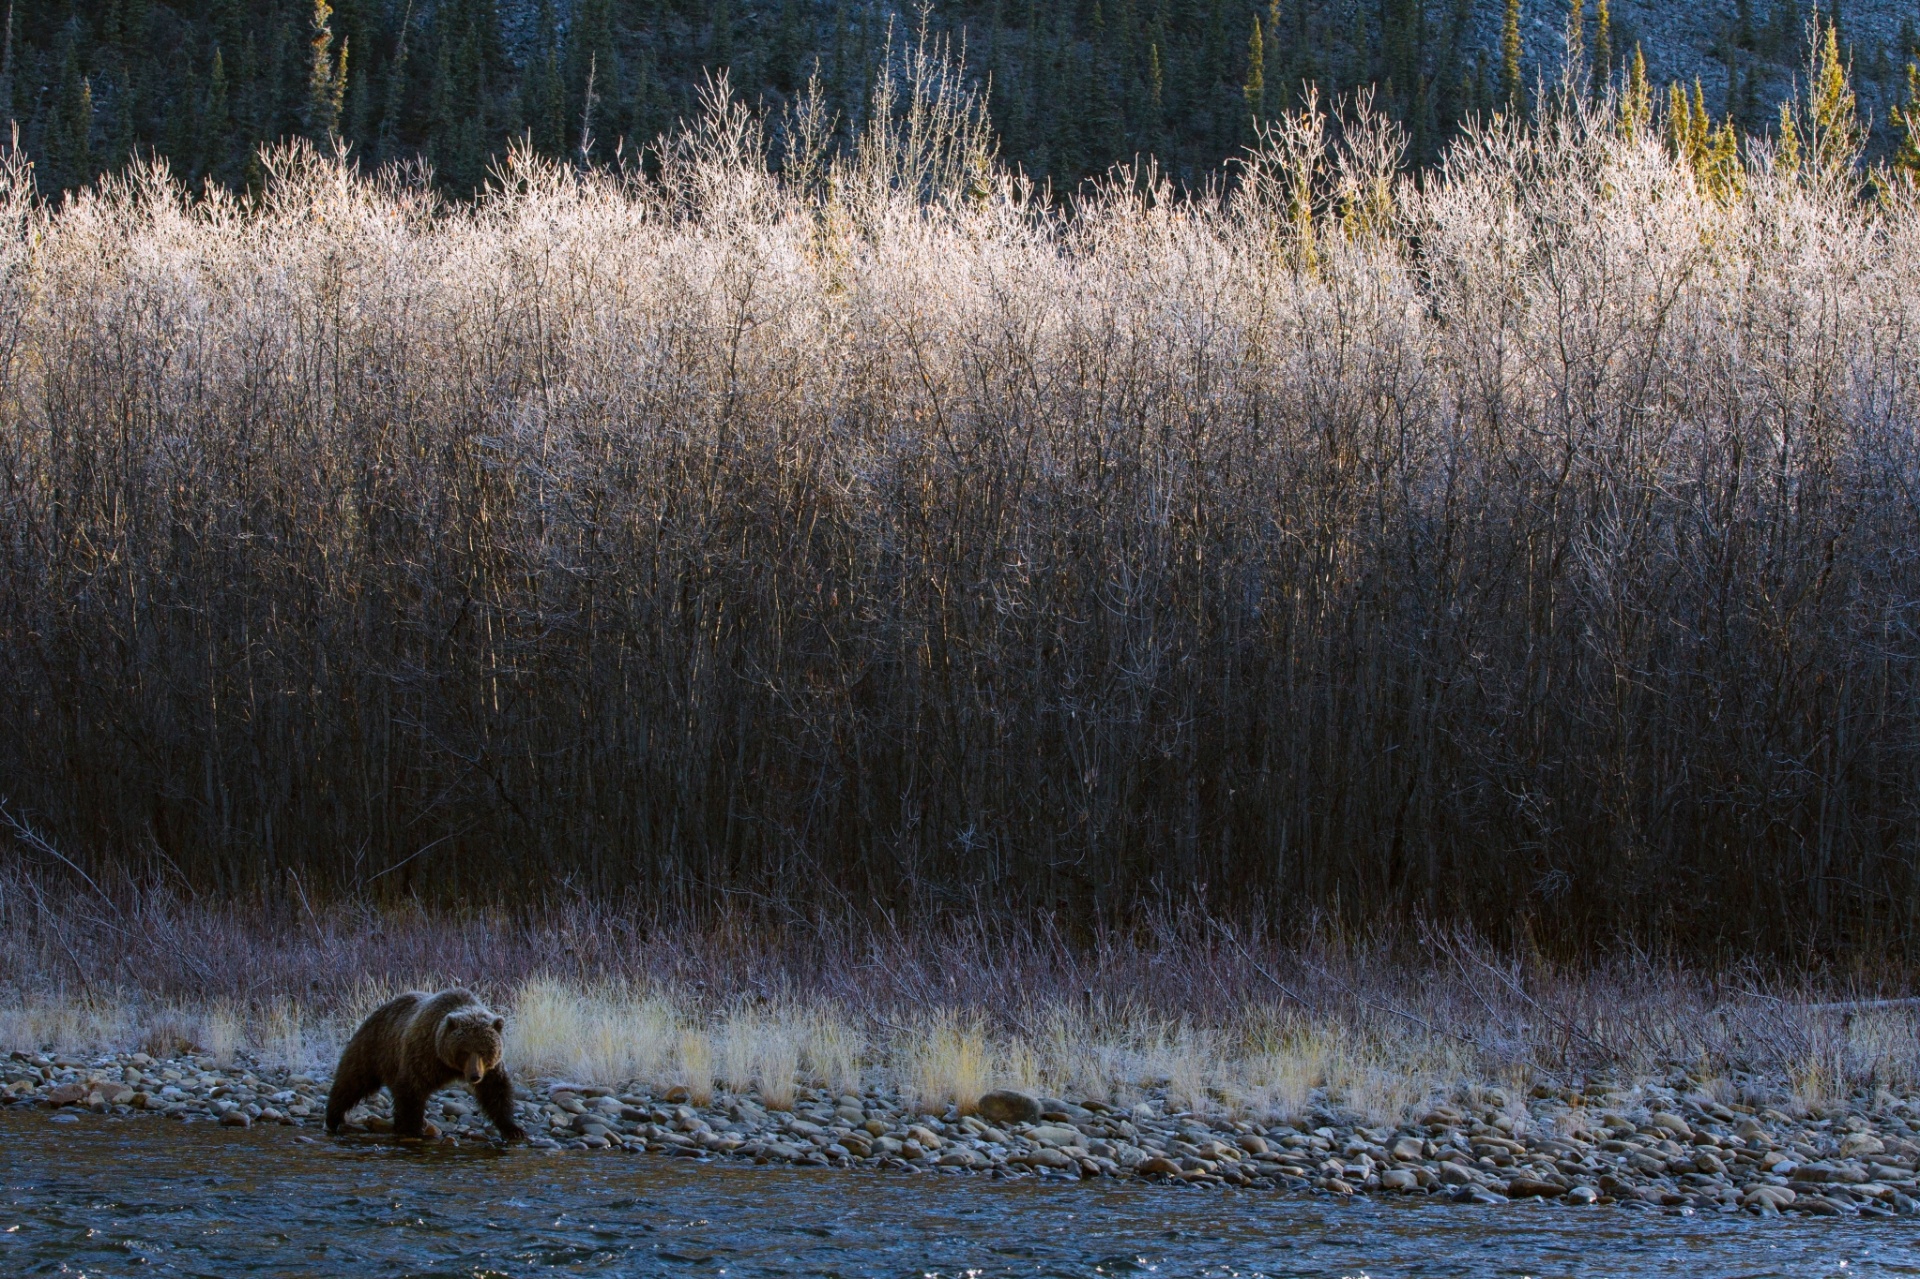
0;69;1916;957
3;877;1915;1109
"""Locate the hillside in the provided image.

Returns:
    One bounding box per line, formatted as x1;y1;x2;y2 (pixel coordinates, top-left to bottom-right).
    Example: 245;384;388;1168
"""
4;0;1915;196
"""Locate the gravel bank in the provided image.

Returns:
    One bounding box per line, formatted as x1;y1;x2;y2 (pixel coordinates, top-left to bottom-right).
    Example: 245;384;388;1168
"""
9;1049;1920;1218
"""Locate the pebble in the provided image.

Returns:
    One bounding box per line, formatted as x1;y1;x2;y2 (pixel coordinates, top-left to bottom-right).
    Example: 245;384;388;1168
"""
5;1048;1918;1218
45;1082;88;1107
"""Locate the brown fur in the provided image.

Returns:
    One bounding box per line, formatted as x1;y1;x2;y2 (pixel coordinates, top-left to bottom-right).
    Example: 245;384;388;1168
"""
325;989;525;1141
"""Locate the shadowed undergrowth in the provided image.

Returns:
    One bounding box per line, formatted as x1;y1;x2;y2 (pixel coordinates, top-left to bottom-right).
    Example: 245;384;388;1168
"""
2;877;1916;1120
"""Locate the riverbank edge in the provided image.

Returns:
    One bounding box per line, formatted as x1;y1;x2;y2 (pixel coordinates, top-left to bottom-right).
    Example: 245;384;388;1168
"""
7;1047;1919;1219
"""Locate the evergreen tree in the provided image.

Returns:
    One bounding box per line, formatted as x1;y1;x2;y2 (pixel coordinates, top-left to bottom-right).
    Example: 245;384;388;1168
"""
0;0;1888;204
0;0;14;127
306;0;348;140
709;0;733;68
1085;1;1124;165
1147;39;1165;148
377;0;414;163
520;0;565;157
1621;42;1649;141
1346;0;1369;95
1243;16;1263;125
1808;17;1860;183
47;26;93;192
770;0;802;94
568;0;619;155
1592;0;1611;96
1891;61;1920;185
1565;0;1584;89
1765;0;1799;58
1501;0;1523;110
1775;98;1801;174
206;47;232;177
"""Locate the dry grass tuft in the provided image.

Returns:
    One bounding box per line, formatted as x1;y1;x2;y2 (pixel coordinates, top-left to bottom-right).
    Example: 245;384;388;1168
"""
507;979;678;1087
903;1012;991;1114
717;1009;802;1110
800;1009;864;1099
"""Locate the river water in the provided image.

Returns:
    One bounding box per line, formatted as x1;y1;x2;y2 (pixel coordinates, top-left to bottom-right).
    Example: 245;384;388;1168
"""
3;1112;1914;1277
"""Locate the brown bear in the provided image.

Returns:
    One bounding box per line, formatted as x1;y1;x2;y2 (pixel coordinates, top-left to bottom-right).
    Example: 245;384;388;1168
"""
325;989;526;1141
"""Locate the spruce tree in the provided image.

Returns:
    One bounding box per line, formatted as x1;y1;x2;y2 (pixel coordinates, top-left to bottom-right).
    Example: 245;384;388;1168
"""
1243;16;1264;125
1808;17;1860;184
521;0;564;157
770;0;801;94
1565;0;1583;90
377;0;412;164
1775;98;1801;175
0;0;14;127
207;47;232;178
1592;0;1610;97
47;27;93;192
1891;61;1920;185
306;0;348;140
1346;0;1369;96
568;0;618;154
828;0;850;106
708;0;733;68
1620;42;1649;141
1501;0;1523;111
1147;39;1165;150
1765;0;1799;58
1086;1;1124;166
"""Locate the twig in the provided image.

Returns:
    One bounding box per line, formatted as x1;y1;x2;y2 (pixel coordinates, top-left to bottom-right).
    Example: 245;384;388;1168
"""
1446;934;1625;1064
1288;943;1487;1050
1207;917;1321;1016
13;869;93;1000
0;797;122;920
1739;991;1920;1013
365;822;479;884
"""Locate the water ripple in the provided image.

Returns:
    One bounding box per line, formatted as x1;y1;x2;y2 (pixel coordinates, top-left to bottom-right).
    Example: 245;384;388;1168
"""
3;1113;1913;1278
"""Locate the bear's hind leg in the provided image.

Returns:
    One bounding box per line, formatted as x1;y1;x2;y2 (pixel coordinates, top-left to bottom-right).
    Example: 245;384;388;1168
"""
474;1067;526;1142
325;1042;381;1133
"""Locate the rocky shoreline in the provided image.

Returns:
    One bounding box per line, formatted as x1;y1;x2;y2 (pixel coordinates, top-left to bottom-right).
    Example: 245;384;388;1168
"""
8;1048;1920;1218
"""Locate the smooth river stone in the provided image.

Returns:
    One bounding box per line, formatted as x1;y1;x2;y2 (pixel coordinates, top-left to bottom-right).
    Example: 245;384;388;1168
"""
976;1090;1042;1126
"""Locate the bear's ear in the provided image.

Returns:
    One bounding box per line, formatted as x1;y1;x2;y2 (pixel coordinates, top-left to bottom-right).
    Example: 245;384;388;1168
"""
492;1017;504;1032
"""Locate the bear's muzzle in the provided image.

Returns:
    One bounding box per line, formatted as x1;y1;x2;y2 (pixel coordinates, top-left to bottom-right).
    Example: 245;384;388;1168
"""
464;1054;487;1084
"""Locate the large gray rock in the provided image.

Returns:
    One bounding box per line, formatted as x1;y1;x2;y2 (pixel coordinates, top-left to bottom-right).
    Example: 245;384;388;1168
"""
976;1089;1041;1126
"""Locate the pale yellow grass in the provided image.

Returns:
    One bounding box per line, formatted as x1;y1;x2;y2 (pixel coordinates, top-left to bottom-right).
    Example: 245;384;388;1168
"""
716;1007;801;1109
0;1002;132;1057
675;1029;715;1105
506;978;678;1087
4;977;1912;1124
800;1008;864;1099
900;1011;991;1114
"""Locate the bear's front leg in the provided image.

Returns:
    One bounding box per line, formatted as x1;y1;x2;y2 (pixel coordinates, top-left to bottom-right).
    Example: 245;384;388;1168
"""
474;1067;527;1142
390;1086;430;1139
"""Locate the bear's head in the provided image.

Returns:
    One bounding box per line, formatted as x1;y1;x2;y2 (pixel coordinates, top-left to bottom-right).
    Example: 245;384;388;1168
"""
437;1005;507;1084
